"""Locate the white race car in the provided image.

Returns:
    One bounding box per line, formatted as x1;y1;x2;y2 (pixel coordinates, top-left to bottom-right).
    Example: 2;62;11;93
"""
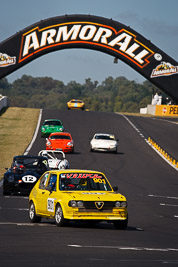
90;133;118;153
38;150;69;170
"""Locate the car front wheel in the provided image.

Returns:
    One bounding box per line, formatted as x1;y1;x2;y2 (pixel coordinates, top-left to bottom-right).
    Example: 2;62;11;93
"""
29;201;41;223
55;204;68;227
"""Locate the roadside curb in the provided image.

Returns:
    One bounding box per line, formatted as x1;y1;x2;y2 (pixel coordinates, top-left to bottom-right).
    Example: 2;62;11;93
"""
147;137;178;171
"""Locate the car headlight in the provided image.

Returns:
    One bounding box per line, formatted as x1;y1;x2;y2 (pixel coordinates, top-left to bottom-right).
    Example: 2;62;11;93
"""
41;127;45;132
58;162;65;169
121;201;127;207
67;141;73;146
109;143;116;148
115;201;127;208
46;140;51;146
91;141;96;146
68;200;84;207
7;175;14;182
115;201;121;207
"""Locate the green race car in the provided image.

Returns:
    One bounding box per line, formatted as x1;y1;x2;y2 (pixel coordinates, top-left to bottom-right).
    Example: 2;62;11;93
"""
41;119;64;137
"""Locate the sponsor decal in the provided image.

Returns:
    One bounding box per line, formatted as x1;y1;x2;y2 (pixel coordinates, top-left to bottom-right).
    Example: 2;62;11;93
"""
0;52;16;67
47;198;55;212
162;107;167;114
151;62;178;78
19;22;154;68
22;175;37;183
169;106;178;115
95;201;104;210
154;53;162;61
60;173;103;179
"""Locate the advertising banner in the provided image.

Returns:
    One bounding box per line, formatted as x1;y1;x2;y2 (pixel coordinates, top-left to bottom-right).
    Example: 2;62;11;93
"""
0;14;178;102
155;105;178;116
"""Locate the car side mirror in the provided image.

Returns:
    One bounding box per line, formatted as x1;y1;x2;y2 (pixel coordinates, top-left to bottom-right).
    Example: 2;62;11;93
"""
113;186;118;192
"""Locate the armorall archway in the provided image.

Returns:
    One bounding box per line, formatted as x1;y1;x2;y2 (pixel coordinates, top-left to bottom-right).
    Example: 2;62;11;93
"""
0;14;178;103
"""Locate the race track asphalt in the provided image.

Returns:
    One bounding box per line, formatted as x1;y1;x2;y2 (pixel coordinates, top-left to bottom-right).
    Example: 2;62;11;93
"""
0;110;178;267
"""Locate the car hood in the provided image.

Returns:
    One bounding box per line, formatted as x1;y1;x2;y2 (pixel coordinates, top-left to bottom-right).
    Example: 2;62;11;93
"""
91;139;117;145
51;139;69;145
61;191;126;201
44;125;63;130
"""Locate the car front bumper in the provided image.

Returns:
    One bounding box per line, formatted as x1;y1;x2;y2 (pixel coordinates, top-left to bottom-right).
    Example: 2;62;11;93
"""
64;208;127;221
46;146;74;153
91;146;117;152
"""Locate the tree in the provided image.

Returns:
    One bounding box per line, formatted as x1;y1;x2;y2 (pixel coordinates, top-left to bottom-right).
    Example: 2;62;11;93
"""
0;74;166;113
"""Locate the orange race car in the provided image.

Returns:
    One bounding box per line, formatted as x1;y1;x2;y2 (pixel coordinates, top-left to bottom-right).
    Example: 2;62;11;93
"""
46;132;74;153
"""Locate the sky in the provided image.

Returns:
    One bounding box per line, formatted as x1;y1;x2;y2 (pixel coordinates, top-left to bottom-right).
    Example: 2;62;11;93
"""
1;0;178;85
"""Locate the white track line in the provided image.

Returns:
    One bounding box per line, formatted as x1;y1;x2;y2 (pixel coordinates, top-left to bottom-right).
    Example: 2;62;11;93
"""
119;113;178;171
68;244;178;252
24;109;42;155
0;222;55;226
160;203;178;207
152;117;178;125
148;194;178;200
0;207;28;210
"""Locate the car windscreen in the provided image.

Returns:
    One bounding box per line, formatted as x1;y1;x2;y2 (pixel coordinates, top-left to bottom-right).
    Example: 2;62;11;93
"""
71;100;81;103
95;135;115;140
50;135;71;140
59;173;112;191
13;158;48;173
44;121;62;126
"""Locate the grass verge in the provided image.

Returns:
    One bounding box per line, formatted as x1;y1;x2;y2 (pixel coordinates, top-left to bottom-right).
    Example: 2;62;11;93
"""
0;107;40;179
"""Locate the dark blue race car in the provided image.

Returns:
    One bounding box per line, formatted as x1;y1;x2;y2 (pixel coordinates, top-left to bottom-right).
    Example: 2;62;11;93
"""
3;155;49;195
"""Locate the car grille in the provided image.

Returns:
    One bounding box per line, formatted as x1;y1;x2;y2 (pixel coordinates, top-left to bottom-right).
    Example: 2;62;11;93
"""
78;201;115;212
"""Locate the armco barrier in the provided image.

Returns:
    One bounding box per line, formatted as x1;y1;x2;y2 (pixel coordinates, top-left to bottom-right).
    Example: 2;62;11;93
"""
0;96;8;111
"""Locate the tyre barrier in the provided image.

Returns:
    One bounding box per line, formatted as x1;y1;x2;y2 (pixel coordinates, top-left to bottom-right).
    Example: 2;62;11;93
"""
147;137;178;170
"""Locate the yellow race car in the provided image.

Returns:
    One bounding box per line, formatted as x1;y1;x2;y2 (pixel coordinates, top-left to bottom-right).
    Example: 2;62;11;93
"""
67;99;85;110
29;169;128;229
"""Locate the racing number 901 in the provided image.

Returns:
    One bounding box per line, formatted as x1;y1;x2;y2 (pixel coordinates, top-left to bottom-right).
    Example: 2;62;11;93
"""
93;178;106;184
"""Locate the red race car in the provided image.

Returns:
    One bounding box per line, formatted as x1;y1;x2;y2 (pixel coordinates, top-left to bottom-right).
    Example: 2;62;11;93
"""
46;132;74;153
